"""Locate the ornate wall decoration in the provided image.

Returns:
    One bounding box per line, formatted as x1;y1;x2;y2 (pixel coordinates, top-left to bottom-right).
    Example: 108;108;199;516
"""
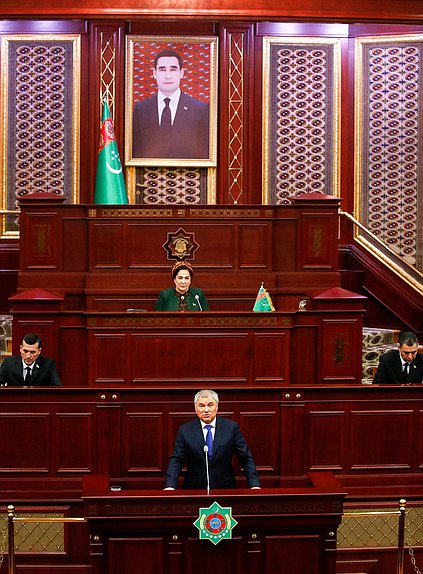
262;37;341;204
134;166;210;204
99;30;118;120
227;30;245;204
355;35;423;289
0;35;81;237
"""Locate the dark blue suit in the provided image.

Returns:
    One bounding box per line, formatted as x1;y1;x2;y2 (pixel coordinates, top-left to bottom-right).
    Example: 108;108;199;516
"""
0;355;62;387
373;350;423;384
164;416;260;489
132;92;209;159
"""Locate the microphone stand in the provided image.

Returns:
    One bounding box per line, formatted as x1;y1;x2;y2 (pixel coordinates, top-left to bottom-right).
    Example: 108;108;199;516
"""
195;294;203;311
203;445;210;495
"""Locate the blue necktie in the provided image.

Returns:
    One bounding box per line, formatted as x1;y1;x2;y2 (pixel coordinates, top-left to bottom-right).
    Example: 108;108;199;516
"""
205;425;213;457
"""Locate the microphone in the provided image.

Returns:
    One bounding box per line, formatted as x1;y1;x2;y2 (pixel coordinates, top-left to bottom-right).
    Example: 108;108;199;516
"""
203;445;210;495
195;294;203;311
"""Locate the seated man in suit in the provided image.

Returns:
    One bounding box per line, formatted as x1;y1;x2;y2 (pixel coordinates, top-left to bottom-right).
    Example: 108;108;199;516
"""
373;331;423;384
132;49;209;160
0;333;61;387
164;389;260;490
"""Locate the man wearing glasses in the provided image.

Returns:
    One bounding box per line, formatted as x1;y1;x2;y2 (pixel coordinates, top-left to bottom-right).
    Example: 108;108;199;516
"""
373;331;423;384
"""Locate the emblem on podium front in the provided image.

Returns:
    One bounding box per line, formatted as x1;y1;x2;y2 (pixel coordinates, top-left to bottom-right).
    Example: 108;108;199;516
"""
194;501;238;545
163;228;199;261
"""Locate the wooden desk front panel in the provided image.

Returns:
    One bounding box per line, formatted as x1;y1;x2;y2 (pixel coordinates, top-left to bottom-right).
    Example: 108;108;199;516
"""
0;387;419;495
89;328;289;386
17;202;341;309
301;390;423;480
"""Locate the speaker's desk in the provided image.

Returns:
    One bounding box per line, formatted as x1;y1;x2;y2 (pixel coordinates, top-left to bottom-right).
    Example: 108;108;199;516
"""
83;472;345;574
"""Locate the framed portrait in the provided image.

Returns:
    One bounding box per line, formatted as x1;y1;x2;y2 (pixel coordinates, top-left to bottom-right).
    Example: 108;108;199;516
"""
125;35;218;167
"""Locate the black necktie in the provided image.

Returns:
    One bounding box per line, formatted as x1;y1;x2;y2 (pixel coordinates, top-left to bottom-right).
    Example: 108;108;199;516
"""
24;367;31;385
161;97;171;128
403;364;409;383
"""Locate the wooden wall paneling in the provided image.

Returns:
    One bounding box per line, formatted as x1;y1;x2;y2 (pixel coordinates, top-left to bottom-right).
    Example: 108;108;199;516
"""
0;0;422;20
185;537;243;573
59;325;89;386
280;392;306;479
56;410;95;472
239;409;280;475
62;216;89;273
129;331;250;385
90;332;128;383
90;221;126;269
0;410;51;473
290;323;318;385
418;409;423;471
252;331;289;384
307;410;345;470
0;387;421;494
299;211;339;271
320;318;363;384
126;221;175;268
272;215;298;273
266;536;321;574
122;409;164;474
218;24;255;204
349;409;414;470
108;539;165;574
238;222;271;268
93;392;120;477
20;212;61;270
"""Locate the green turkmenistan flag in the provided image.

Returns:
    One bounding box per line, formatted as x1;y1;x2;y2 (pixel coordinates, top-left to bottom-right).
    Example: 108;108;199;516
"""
94;101;128;204
253;283;275;312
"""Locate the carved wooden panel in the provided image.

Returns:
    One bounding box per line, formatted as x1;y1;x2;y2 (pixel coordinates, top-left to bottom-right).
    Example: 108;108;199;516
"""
22;213;60;269
265;536;321;574
0;412;50;472
320;319;362;383
90;333;127;383
56;411;94;472
350;410;414;469
308;411;345;469
253;332;289;383
122;411;164;473
108;539;164;574
299;212;337;270
90;222;125;269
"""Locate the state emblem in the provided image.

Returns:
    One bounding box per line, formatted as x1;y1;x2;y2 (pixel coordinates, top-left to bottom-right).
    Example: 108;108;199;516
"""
193;501;238;545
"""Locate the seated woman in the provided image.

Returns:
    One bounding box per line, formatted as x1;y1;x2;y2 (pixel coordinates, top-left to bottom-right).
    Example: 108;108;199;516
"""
155;261;209;311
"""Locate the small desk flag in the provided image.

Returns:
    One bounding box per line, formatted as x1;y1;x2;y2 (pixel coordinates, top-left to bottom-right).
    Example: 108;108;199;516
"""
253;283;275;312
94;101;128;205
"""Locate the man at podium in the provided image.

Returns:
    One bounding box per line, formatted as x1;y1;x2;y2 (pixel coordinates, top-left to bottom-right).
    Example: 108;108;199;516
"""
164;389;260;490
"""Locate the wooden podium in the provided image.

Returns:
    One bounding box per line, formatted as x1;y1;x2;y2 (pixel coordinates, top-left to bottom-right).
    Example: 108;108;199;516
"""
82;472;345;574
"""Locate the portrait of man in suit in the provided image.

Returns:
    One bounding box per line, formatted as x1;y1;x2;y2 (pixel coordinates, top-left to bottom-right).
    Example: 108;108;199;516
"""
126;36;218;167
132;49;210;161
164;389;260;490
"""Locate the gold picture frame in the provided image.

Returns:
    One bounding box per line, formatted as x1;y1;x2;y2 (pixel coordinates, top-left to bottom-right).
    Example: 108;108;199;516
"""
125;35;218;168
0;34;81;237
